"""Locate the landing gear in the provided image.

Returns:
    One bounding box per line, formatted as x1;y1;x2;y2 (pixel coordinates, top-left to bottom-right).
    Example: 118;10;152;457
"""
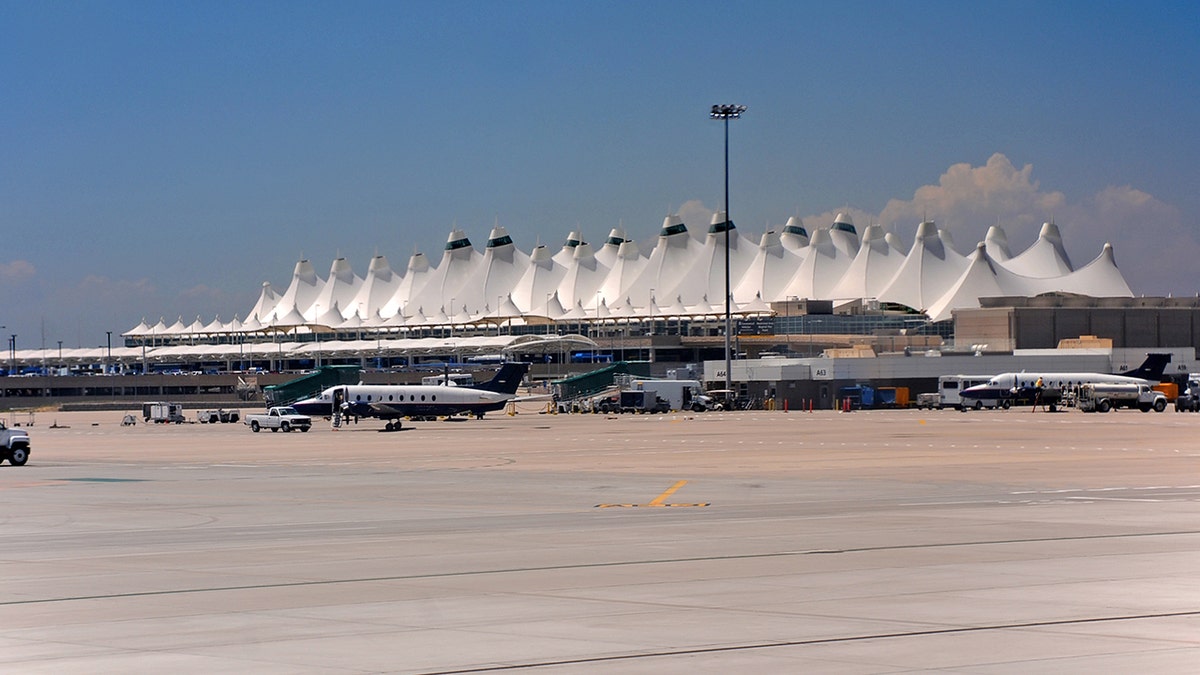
384;420;402;431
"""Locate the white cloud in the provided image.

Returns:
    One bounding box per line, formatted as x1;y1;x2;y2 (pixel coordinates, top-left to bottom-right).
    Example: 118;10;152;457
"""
72;275;157;302
875;153;1064;246
677;199;715;240
179;284;227;302
0;260;36;282
806;153;1198;296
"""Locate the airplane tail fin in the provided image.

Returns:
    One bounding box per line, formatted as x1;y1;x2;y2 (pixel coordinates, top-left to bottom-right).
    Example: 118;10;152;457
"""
1120;353;1171;381
476;362;530;395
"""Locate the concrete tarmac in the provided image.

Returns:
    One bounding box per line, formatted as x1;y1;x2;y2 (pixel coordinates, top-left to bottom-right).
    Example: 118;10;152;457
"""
2;406;1199;673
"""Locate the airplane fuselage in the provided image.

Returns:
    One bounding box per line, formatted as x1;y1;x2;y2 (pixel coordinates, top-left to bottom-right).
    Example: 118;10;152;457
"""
960;353;1170;404
961;371;1153;402
293;383;513;420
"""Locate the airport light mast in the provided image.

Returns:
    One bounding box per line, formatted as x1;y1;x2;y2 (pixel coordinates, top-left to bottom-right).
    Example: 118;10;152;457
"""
710;104;746;396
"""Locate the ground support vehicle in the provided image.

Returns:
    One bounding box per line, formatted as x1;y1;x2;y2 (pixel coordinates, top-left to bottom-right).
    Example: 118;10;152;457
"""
1177;394;1200;412
0;420;30;466
196;409;241;424
938;375;999;410
143;402;185;424
916;392;940;409
618;390;670;414
1078;383;1168;413
838;385;911;410
619;379;710;413
245;407;312;432
1175;379;1200;412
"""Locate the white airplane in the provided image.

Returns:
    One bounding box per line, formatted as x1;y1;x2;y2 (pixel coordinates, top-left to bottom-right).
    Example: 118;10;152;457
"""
292;362;531;430
960;353;1170;407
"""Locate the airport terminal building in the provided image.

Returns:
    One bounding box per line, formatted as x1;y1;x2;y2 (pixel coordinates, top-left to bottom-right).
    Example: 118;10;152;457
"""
3;214;1198;407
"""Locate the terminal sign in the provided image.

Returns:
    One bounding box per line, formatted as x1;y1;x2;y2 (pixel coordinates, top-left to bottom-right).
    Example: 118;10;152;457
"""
736;317;774;335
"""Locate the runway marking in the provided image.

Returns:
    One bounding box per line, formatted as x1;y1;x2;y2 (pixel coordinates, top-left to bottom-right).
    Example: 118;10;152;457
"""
422;610;1200;674
596;480;710;508
1068;496;1164;502
649;480;687;506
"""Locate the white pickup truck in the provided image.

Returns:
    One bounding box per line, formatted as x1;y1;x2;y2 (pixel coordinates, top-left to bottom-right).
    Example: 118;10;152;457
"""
0;420;31;466
244;406;312;433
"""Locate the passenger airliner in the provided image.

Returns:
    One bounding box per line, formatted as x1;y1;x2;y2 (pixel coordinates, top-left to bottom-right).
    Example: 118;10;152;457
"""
292;362;530;430
959;353;1170;407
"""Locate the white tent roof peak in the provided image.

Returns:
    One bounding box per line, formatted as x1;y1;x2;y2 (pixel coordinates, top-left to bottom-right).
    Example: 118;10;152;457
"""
616;240;641;260
828;213;861;256
596;226;627;267
709;210;732;232
314;301;346;329
329;257;355;282
572;241;596;261
1001;220;1074;277
877;220;969;312
529;244;552;263
123;318;151;337
270;303;308;328
1039;220;1064;242
266;259;323;322
913;220;946;258
780;216;809;251
308;257;363;321
444;228;472;251
659;213;687;238
553;230;585;266
293;259;319;284
828;223;904;300
380;251;432;318
366;254;394;278
832;212;856;234
924;242;1008;322
985;225;1012;260
809;227;834;252
407;251;430;273
486;224;508;240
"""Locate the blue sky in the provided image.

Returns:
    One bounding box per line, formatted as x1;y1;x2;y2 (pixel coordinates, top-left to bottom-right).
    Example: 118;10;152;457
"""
2;1;1198;347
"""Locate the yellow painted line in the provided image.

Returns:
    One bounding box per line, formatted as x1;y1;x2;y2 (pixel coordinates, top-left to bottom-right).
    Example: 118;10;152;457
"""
596;480;709;508
649;480;688;506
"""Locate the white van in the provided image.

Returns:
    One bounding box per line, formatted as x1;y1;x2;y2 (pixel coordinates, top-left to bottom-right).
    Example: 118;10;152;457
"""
938;375;1001;410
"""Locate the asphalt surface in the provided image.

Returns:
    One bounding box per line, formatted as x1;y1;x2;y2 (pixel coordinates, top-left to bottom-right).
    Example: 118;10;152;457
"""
2;406;1199;673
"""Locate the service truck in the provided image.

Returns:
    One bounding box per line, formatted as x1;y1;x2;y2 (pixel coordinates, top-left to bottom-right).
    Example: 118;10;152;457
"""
1078;382;1168;413
196;409;241;424
143;401;185;424
1176;377;1200;412
0;420;30;466
938;375;1000;410
619;379;710;413
245;406;312;432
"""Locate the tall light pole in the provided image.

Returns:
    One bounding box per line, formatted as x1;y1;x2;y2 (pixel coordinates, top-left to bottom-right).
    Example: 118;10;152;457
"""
711;103;746;395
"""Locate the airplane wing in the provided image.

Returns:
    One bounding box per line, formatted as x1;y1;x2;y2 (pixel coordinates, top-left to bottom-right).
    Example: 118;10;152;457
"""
365;402;409;417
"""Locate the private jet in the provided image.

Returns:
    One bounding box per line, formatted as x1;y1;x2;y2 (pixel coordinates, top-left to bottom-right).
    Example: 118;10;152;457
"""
292;362;530;430
959;353;1170;409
